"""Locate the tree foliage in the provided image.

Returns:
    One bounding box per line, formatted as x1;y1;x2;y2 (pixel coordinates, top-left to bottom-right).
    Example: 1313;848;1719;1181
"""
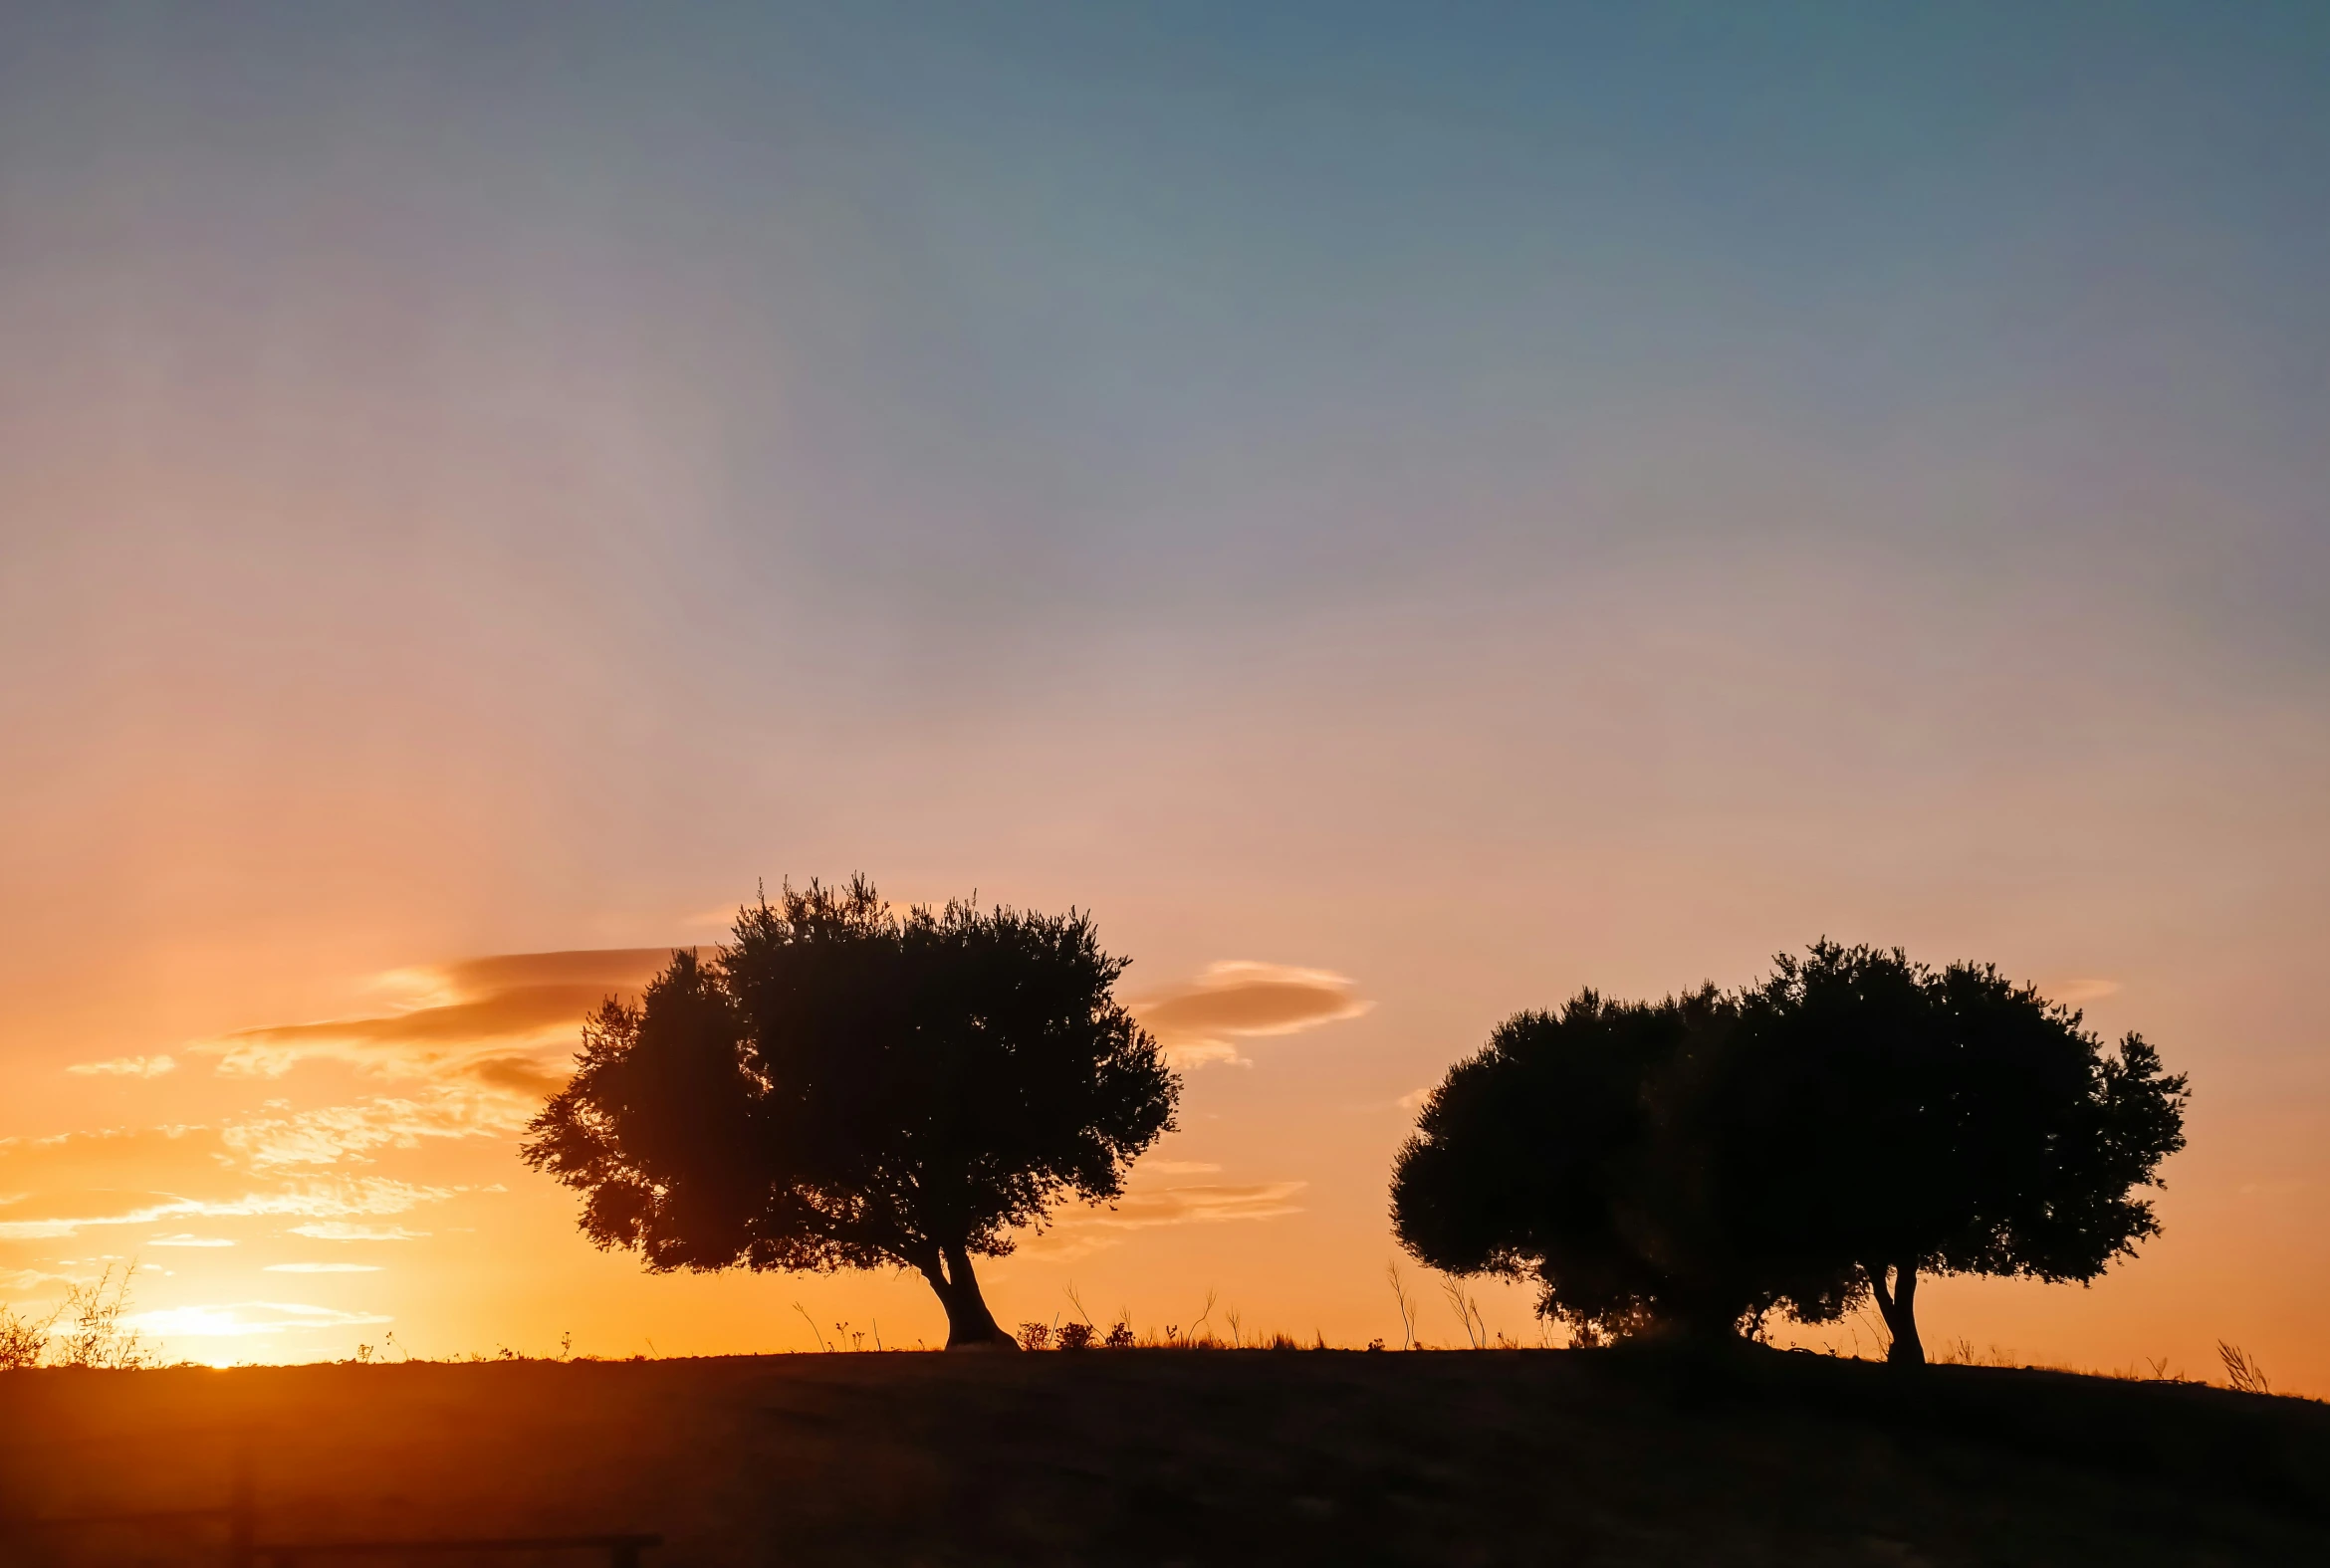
1393;988;1755;1342
1391;943;2189;1361
1714;942;2189;1362
523;877;1178;1347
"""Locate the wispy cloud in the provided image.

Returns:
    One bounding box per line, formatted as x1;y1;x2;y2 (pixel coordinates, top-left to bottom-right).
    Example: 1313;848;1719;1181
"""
67;1054;175;1078
0;1122;477;1242
190;949;674;1083
148;1234;236;1247
1078;1182;1308;1229
263;1262;380;1273
1132;962;1369;1068
123;1301;392;1339
1016;1180;1307;1258
2045;977;2123;1006
0;1182;461;1240
0;1125;467;1241
286;1223;429;1242
221;1086;539;1169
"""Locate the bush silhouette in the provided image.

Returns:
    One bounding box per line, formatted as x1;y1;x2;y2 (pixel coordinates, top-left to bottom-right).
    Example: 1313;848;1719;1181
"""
1390;986;1792;1343
524;877;1178;1348
1392;943;2189;1362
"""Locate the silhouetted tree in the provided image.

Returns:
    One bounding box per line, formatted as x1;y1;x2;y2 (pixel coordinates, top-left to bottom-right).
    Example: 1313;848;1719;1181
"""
1713;942;2190;1365
522;877;1178;1348
1391;988;1801;1343
1393;945;2189;1363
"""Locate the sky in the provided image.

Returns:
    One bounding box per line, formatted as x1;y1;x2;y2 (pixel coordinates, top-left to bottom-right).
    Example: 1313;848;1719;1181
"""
2;2;2326;1385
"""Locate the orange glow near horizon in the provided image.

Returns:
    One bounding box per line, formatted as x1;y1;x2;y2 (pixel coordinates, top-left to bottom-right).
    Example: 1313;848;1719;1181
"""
7;874;2326;1392
2;3;2326;1400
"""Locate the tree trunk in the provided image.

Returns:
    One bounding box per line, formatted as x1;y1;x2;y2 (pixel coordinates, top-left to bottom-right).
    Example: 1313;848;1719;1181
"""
1868;1262;1925;1367
917;1243;1017;1351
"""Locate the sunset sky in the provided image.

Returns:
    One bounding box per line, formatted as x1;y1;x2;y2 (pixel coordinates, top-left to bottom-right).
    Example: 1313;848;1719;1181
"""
3;4;2326;1387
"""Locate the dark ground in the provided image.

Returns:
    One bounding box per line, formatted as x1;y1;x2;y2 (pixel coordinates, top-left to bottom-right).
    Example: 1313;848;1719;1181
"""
2;1347;2326;1566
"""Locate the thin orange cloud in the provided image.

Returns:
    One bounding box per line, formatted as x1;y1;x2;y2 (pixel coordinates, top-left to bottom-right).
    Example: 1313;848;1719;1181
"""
221;1087;536;1169
192;948;676;1081
66;1054;176;1078
122;1301;392;1340
1133;962;1370;1067
1014;1180;1308;1258
287;1223;429;1242
0;1125;465;1238
0;1182;461;1240
1081;1182;1308;1228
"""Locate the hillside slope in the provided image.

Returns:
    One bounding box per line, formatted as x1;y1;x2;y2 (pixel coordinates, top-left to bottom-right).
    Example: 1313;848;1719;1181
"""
3;1348;2325;1566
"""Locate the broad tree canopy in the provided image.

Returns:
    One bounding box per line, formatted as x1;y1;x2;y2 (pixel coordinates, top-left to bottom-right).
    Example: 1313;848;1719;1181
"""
523;877;1178;1347
1390;987;1788;1342
1392;944;2189;1362
1712;942;2190;1363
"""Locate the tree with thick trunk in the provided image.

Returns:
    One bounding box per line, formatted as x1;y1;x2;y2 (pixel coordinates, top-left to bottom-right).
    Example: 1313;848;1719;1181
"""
523;878;1178;1349
916;1246;1011;1349
1867;1263;1924;1366
1716;942;2190;1370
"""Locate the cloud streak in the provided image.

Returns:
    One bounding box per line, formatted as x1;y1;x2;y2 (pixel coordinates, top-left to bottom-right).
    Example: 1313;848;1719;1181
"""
67;1055;175;1078
0;1181;462;1240
1015;1180;1308;1258
221;1086;540;1169
287;1223;429;1242
192;949;674;1083
1133;962;1370;1067
123;1301;392;1339
0;1125;468;1237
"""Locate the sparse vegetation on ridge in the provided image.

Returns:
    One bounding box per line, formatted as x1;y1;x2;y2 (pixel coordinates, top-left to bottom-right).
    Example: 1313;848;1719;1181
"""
6;1347;2326;1566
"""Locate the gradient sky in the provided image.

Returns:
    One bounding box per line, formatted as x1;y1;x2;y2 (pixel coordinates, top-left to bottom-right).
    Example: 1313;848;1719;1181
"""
3;3;2326;1386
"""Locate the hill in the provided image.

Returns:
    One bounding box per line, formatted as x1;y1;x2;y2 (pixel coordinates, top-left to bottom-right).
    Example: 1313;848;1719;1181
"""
3;1347;2326;1566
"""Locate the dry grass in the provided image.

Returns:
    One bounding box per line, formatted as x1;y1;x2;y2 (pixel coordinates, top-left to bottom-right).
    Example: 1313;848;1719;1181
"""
2219;1341;2273;1396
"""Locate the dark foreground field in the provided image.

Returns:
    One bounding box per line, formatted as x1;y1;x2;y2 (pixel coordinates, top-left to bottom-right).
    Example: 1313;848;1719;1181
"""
3;1348;2326;1567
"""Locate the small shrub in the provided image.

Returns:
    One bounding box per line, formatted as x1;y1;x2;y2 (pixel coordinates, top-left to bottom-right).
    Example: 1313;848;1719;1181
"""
52;1264;148;1370
1017;1321;1053;1351
1103;1319;1135;1349
1055;1321;1094;1351
0;1302;57;1370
